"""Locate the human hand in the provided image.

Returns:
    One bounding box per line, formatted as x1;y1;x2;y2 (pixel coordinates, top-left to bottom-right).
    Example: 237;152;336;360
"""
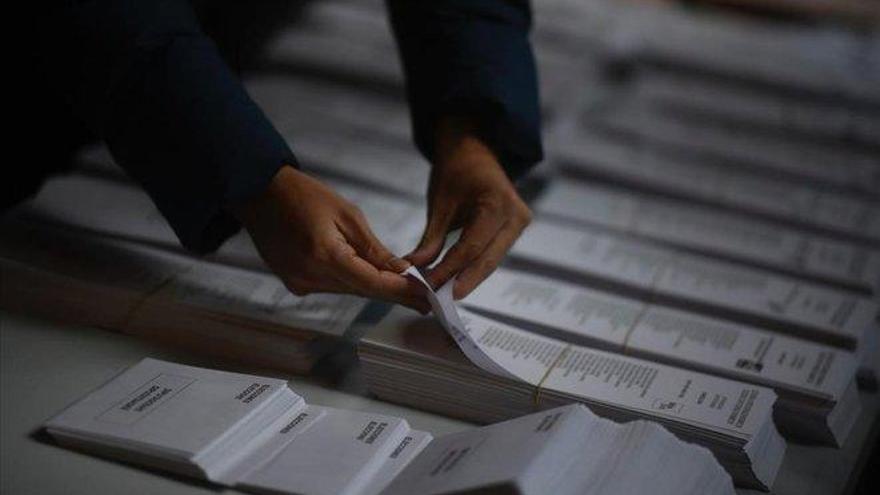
406;116;532;299
233;166;430;312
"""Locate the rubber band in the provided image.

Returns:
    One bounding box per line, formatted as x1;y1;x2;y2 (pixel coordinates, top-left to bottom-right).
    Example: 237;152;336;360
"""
533;344;572;407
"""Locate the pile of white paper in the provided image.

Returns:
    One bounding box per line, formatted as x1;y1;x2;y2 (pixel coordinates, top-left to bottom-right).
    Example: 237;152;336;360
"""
534;180;880;293
17;173;426;270
462;268;861;445
0;220;366;374
595;105;880;195
553;130;880;246
509;219;879;355
45;358;736;495
359;304;784;490
629;67;880;146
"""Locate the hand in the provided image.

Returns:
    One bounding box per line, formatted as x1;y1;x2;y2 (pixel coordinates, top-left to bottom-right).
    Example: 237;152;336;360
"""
406;116;532;299
233;166;429;312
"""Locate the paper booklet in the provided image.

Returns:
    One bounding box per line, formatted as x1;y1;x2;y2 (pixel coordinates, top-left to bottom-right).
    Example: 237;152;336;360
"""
553;130;880;246
534;180;880;294
508;219;879;358
0;219;366;374
17;173;426;271
45;358;736;495
463;268;861;446
594;105;880;196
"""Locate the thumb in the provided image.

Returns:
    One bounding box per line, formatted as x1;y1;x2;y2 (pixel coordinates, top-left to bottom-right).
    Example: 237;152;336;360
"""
406;204;456;268
342;209;410;273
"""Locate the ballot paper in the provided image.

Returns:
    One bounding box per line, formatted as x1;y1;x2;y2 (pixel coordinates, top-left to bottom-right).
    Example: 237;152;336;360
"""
262;0;402;87
382;400;734;495
359;305;784;489
403;267;515;379
534;180;880;293
0;219;367;374
20;173;426;269
595;105;880;195
509;219;878;353
554;130;880;245
463;268;861;445
602;0;880;103
630;67;880;146
45;358;735;495
245;76;413;146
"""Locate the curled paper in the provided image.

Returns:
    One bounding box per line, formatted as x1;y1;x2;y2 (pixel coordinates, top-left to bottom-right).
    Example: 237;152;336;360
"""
404;266;516;379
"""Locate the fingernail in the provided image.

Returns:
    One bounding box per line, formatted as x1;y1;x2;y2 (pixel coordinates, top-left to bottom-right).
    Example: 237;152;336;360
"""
386;256;411;273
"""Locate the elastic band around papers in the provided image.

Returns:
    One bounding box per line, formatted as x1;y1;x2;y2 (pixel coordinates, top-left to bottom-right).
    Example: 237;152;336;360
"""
533;344;571;407
119;265;194;332
619;263;669;354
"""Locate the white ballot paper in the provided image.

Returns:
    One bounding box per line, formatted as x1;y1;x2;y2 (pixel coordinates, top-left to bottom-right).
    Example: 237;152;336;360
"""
509;220;878;352
22;174;426;270
597;106;880;195
534;181;880;293
359;304;785;489
45;358;735;495
403;267;515;379
377;267;785;489
631;68;880;146
555;130;880;245
463;268;861;445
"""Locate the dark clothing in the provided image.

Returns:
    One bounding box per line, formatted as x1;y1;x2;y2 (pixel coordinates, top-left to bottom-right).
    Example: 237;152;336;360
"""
14;0;542;254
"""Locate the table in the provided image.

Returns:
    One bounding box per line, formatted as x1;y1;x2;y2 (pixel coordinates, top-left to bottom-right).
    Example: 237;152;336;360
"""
1;310;877;495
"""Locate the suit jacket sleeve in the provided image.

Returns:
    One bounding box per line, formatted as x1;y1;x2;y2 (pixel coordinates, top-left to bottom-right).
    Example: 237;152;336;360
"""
386;0;543;180
36;0;297;253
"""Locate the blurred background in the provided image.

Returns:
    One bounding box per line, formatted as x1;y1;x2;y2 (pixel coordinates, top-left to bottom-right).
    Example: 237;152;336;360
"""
72;0;880;206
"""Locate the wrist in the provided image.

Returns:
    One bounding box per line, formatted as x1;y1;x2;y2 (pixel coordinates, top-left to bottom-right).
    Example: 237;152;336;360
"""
230;164;300;225
434;115;498;170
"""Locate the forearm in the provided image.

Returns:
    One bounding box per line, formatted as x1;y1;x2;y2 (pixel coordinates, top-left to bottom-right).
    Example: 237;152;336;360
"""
386;0;544;181
35;0;296;253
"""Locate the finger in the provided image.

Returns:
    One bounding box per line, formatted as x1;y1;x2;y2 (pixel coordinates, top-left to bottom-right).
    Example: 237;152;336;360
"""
453;219;527;299
339;208;410;273
426;209;505;290
405;203;457;268
330;243;431;313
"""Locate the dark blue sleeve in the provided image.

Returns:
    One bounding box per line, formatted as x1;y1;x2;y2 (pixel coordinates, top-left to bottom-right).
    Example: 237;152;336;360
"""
386;0;543;180
37;0;297;254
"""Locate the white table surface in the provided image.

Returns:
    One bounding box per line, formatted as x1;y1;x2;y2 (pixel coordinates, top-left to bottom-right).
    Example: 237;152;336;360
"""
1;310;877;495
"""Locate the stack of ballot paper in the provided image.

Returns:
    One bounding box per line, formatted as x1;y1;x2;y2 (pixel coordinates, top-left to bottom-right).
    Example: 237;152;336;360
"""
15;173;426;270
534;180;880;293
461;268;861;446
0;220;366;374
602;1;880;103
593;105;880;195
45;358;736;495
537;0;880;101
553;130;880;246
245;75;412;146
628;67;880;147
262;0;402;87
507;219;879;356
358;305;785;490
